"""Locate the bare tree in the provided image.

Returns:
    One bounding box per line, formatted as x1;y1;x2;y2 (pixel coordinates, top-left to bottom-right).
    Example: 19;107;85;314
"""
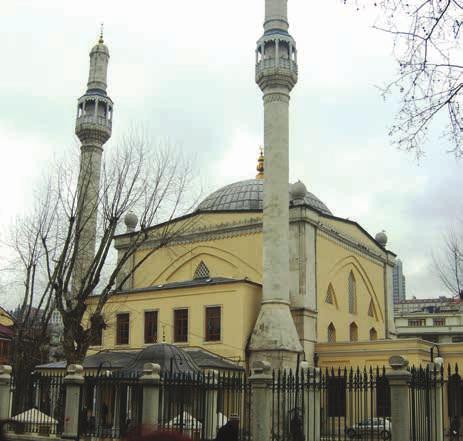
344;0;463;157
434;226;463;298
6;132;199;365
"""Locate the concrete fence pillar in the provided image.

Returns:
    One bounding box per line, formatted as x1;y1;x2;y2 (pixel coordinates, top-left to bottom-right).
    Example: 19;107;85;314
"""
63;364;84;440
0;365;12;420
429;360;444;441
140;363;161;428
386;355;412;441
204;370;219;440
300;362;320;441
250;360;273;441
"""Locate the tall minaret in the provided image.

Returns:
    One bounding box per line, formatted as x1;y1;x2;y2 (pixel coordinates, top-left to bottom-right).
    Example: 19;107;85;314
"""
249;0;303;369
72;31;113;296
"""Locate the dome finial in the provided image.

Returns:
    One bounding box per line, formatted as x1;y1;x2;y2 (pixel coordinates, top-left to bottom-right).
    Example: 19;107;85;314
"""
256;146;264;179
99;22;104;44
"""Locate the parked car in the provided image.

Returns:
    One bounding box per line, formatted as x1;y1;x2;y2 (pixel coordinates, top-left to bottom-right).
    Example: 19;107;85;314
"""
346;418;391;440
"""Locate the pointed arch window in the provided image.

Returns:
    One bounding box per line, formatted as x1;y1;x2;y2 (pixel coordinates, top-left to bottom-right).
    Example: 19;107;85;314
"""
368;299;377;319
194;261;210;280
348;271;357;314
349;322;358;342
370;327;378;341
326;283;336;305
328;323;336;343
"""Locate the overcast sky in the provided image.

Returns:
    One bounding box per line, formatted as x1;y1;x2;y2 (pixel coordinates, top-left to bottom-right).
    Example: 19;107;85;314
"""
1;0;461;308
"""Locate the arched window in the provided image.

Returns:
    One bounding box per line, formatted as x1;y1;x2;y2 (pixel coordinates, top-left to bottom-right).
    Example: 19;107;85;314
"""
368;299;377;319
326;283;335;305
194;261;210;280
370;327;378;341
349;322;358;342
348;271;357;314
328;323;336;343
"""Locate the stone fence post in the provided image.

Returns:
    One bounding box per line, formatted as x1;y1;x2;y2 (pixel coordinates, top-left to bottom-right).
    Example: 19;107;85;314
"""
63;364;84;440
386;355;411;441
0;365;12;420
300;362;320;441
140;363;161;428
250;360;273;441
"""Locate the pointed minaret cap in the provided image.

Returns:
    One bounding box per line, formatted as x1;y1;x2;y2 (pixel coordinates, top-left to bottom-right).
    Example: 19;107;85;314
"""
256;147;264;179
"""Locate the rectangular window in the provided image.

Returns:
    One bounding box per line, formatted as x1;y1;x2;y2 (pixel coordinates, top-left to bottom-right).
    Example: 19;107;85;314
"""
205;307;221;341
90;328;103;346
174;309;188;343
433;318;445;327
116;313;130;345
408;319;426;327
145;311;158;344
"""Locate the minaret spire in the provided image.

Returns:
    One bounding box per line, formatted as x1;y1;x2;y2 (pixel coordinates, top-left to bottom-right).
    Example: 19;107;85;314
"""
249;0;303;369
72;34;113;298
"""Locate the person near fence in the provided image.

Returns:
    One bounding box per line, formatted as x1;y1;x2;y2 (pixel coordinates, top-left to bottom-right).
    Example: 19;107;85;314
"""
214;414;239;441
450;416;460;440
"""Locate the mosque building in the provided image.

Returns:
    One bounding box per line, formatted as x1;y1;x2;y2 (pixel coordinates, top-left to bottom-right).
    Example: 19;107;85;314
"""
64;0;453;371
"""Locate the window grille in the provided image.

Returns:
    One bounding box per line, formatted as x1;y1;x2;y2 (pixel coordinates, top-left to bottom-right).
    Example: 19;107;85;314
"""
194;261;210;279
368;300;376;318
205;306;221;341
328;323;336;343
348;271;357;314
144;311;158;344
116;313;130;345
174;309;188;343
408;319;425;327
326;284;335;304
433;318;445;327
370;327;378;341
349;322;358;342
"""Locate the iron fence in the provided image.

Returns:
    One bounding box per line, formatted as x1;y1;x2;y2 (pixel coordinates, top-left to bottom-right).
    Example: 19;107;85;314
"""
271;367;391;441
9;371;65;436
157;371;251;441
78;371;143;440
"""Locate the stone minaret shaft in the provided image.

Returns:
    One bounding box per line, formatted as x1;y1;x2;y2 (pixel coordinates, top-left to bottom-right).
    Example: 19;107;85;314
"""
72;35;113;296
249;0;302;369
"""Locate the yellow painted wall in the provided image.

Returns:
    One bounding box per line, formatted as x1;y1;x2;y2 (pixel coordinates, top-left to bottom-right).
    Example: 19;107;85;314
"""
87;281;262;363
0;308;14;327
316;339;434;368
131;214;263;289
316;230;387;343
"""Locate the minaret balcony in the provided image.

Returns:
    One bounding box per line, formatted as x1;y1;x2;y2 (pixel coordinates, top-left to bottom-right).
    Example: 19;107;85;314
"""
256;57;298;91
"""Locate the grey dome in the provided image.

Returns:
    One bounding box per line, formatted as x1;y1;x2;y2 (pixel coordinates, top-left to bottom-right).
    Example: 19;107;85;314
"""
196;179;332;215
123;343;201;375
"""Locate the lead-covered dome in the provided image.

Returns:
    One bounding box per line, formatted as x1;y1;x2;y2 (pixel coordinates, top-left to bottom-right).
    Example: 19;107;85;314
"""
196;179;332;215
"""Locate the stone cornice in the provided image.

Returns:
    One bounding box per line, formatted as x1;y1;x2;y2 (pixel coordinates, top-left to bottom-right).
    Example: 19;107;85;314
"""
116;216;263;250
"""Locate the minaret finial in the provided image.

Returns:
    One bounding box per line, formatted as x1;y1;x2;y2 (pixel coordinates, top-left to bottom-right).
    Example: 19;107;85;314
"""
99;23;104;44
256;146;264;179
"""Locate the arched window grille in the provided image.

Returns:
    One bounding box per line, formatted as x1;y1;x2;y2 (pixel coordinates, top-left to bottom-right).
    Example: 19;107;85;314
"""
326;284;335;304
328;322;336;343
349;322;358;342
369;327;378;341
194;261;210;280
348;271;357;314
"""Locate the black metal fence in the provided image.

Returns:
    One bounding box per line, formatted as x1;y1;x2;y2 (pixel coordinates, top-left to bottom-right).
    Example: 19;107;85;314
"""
9;371;65;436
78;371;143;439
158;371;251;441
271;367;391;441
